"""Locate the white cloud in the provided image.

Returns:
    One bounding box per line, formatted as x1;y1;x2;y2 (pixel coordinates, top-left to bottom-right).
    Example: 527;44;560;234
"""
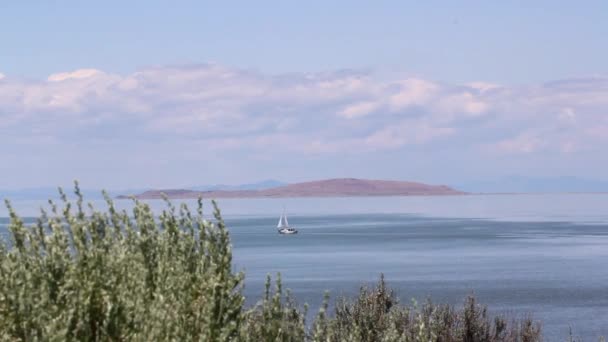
467;82;501;93
0;64;607;160
433;92;488;120
0;72;5;80
337;101;379;119
47;68;103;82
364;122;454;150
557;107;577;125
388;78;438;111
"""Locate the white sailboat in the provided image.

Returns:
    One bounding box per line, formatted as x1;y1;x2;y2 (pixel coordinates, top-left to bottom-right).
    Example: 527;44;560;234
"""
277;208;298;234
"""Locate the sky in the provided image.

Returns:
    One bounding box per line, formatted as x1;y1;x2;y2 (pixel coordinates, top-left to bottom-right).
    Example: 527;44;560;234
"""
1;1;607;189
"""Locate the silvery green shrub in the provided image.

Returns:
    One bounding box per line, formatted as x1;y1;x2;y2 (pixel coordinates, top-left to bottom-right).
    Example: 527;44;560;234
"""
1;183;243;341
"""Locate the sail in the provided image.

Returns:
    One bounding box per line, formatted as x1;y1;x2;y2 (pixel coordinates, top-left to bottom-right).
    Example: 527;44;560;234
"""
277;206;292;229
277;209;290;228
277;214;283;228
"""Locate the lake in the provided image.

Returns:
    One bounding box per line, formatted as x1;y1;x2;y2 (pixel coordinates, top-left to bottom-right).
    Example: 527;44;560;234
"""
2;194;608;340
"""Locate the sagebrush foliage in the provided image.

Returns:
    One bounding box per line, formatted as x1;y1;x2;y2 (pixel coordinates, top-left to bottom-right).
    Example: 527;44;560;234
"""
0;183;543;341
1;184;242;341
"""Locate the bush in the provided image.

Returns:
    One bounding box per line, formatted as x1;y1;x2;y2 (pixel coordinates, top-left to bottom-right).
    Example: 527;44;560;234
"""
0;184;243;341
0;184;545;341
310;275;541;342
240;274;307;342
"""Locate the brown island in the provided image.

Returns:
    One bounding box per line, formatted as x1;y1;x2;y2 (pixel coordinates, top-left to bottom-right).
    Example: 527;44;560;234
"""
117;178;465;199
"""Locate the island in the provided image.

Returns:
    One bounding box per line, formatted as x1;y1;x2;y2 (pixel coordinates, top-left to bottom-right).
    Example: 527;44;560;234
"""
117;178;465;199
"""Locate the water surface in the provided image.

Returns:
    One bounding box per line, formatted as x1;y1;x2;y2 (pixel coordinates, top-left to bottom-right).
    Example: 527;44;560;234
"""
2;194;607;340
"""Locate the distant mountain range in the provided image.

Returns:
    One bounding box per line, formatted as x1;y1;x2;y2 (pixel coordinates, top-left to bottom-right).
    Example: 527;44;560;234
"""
117;178;464;199
4;176;608;201
457;176;608;193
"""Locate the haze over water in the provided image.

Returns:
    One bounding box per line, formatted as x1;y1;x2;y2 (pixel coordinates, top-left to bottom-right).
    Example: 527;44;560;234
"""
2;193;607;340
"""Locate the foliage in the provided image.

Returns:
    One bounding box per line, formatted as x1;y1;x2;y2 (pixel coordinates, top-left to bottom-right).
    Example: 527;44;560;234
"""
0;183;243;341
0;183;550;341
240;274;307;342
309;275;542;342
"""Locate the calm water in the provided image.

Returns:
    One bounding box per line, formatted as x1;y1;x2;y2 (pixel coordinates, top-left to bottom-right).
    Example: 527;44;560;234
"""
1;194;608;340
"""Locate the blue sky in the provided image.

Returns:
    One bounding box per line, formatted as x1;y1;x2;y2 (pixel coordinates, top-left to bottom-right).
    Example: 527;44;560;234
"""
1;1;607;189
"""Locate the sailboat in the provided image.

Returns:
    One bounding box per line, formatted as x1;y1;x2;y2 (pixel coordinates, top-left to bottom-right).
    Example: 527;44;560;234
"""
277;208;298;234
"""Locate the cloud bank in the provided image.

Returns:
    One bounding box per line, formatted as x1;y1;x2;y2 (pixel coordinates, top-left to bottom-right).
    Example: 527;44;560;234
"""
0;64;607;187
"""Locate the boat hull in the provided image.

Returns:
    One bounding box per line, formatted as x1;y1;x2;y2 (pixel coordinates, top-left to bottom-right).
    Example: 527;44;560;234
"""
278;228;298;234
